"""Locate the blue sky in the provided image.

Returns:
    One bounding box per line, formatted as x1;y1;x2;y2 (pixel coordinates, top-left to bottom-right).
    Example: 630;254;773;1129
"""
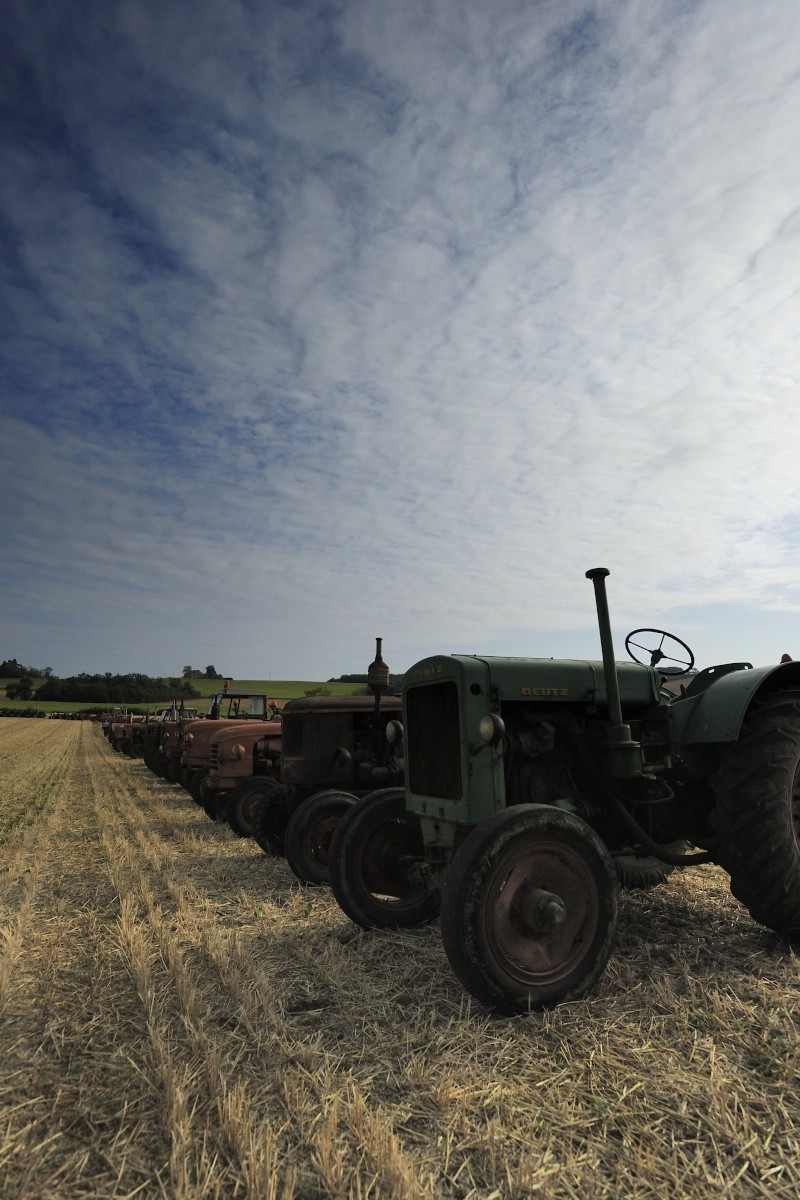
2;0;800;680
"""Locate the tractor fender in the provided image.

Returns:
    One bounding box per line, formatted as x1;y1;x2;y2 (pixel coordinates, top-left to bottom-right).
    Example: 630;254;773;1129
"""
678;662;800;744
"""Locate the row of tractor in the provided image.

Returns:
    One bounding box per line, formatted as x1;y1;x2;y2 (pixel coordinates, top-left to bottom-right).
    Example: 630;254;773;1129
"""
105;571;800;1014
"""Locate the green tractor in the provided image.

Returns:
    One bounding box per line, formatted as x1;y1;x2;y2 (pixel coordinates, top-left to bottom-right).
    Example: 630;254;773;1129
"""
247;640;403;885
328;568;800;1013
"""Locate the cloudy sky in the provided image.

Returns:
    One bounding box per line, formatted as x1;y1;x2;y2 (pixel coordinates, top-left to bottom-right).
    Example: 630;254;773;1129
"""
2;0;800;681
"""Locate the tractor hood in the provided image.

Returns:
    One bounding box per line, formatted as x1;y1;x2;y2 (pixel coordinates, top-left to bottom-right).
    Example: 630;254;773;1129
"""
405;655;661;710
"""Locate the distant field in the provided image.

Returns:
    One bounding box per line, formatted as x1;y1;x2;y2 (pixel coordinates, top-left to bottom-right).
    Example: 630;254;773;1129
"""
0;677;366;714
187;678;366;700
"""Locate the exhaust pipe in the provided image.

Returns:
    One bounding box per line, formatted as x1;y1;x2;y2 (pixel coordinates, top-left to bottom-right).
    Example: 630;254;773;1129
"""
585;568;643;779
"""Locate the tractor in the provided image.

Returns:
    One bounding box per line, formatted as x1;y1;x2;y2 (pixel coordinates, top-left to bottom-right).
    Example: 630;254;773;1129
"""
165;689;279;804
202;717;283;832
328;568;800;1013
246;640;404;885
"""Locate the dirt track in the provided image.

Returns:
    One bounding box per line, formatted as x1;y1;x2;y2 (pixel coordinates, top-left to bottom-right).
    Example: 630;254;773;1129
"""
1;718;799;1198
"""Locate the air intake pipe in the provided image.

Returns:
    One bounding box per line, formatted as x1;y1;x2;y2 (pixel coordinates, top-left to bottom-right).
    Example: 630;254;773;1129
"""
585;568;643;779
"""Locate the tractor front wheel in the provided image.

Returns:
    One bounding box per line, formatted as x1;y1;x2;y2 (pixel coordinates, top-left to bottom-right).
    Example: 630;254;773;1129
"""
226;779;270;838
711;688;800;935
200;786;227;823
285;790;357;886
250;780;290;855
328;788;440;929
440;805;619;1013
189;768;210;806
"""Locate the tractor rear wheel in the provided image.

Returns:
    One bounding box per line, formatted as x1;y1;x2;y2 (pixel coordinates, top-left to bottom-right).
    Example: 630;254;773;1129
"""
226;779;269;837
328;788;440;929
284;790;357;886
440;805;619;1013
711;688;800;935
250;780;290;855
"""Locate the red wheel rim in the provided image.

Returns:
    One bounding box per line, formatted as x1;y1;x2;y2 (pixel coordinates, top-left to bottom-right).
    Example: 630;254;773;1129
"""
484;839;601;986
308;815;340;866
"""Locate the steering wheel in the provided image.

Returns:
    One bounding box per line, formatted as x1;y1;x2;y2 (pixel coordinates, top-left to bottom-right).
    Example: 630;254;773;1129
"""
625;628;695;676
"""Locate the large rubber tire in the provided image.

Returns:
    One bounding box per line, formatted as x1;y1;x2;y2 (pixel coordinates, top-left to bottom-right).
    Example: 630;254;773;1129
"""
226;778;271;838
284;790;357;886
200;784;227;823
711;688;800;935
162;757;180;784
189;768;210;807
328;788;440;929
440;805;619;1013
250;780;290;856
179;766;193;791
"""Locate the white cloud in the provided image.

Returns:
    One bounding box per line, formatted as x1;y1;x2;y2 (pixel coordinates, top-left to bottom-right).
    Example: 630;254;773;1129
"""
3;0;800;678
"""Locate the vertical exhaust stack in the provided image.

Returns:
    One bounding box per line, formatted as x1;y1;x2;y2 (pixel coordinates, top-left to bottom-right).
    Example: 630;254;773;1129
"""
367;637;390;726
585;568;643;779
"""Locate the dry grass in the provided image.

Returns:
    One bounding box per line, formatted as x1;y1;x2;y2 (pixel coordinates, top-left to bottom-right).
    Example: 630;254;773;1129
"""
0;717;799;1198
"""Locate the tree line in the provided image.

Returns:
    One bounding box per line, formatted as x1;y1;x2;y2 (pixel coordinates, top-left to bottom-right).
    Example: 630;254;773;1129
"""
0;658;53;679
34;674;202;703
327;672;405;689
3;668;202;703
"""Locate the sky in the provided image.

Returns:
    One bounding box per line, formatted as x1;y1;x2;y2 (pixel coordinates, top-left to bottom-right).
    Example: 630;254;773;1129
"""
2;0;800;682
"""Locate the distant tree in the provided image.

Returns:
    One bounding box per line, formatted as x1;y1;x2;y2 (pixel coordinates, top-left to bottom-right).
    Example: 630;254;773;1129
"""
182;665;194;678
6;675;34;700
205;665;222;679
0;659;47;678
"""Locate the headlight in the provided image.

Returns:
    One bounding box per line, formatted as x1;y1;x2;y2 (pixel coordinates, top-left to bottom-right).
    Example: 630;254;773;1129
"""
478;713;505;745
186;732;195;744
232;743;246;760
385;720;404;745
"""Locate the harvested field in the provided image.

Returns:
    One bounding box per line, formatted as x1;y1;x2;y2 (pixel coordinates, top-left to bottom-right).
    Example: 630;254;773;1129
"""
1;718;798;1199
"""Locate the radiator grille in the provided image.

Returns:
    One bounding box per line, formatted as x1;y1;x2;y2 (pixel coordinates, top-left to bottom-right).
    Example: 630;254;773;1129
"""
407;681;461;801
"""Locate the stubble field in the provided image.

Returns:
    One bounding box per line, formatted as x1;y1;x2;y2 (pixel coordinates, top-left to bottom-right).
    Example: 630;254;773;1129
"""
1;718;798;1199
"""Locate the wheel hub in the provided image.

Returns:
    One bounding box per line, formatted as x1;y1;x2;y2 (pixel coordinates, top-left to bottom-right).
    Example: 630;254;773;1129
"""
488;841;600;984
513;885;567;933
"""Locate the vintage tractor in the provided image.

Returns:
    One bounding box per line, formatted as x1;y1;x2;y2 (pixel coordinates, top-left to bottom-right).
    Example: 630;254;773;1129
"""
107;712;144;752
177;691;281;810
328;568;800;1013
203;718;283;833
137;705;198;769
247;640;404;886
